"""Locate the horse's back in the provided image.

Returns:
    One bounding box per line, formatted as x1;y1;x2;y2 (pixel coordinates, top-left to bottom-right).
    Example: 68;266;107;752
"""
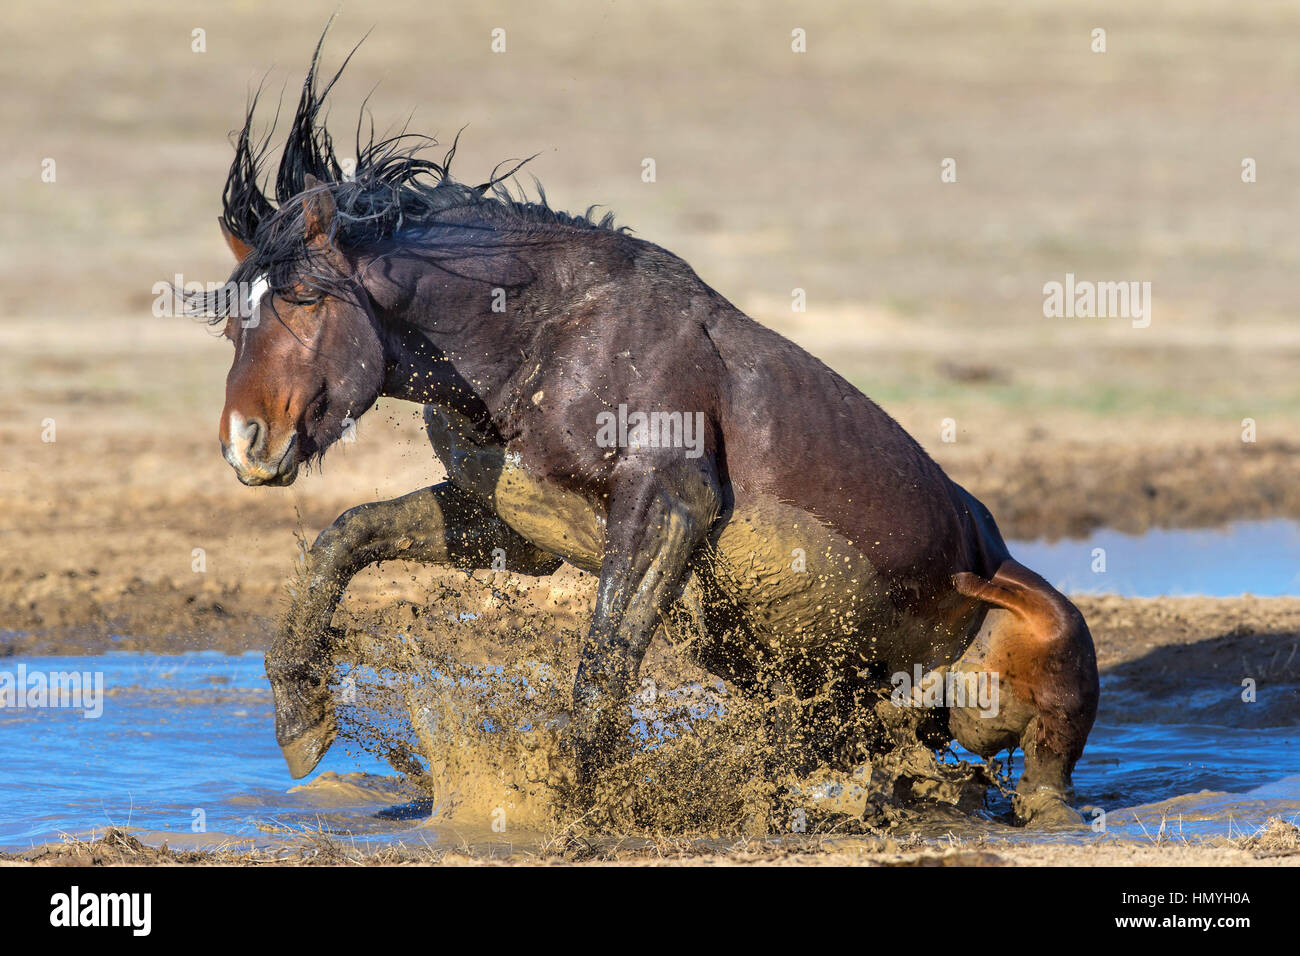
706;308;981;580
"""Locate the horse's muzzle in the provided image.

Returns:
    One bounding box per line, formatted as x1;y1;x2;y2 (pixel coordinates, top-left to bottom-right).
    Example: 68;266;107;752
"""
222;414;299;486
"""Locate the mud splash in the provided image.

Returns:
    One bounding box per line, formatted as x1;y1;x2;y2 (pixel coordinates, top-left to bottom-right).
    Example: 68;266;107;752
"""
326;569;1005;839
323;567;1300;841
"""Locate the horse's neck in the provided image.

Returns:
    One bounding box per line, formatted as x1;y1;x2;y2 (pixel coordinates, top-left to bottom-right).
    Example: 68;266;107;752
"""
358;232;562;419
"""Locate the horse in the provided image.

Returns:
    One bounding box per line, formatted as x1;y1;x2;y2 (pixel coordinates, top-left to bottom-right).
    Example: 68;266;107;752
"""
200;36;1098;825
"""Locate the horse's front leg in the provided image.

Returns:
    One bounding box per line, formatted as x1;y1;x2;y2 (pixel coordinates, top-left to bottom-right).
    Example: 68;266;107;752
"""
268;480;561;777
570;459;720;790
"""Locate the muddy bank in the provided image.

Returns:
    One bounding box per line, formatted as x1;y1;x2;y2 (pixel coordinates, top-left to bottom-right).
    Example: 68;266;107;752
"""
0;568;273;657
941;441;1300;542
1079;594;1300;671
3;439;1297;654
5;821;1299;867
5;564;1299;668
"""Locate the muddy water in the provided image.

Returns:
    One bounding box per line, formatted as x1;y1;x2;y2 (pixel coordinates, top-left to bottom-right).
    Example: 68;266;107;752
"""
1009;519;1300;597
1;649;1296;850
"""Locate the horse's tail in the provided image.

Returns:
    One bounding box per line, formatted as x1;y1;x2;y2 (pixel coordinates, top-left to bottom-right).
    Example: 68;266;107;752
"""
952;559;1073;629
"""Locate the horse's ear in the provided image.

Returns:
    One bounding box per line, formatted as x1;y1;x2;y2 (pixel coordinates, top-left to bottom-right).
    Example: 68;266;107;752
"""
301;173;336;247
218;218;254;264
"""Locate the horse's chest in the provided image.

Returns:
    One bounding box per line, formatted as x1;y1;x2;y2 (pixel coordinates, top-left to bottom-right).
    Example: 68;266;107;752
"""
424;407;606;572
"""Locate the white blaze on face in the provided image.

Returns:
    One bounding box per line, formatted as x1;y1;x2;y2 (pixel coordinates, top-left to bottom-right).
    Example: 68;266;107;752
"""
244;273;269;328
226;276;268;466
225;410;251;468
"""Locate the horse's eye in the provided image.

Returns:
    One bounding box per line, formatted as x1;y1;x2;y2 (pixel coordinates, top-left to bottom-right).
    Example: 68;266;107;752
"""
284;288;322;307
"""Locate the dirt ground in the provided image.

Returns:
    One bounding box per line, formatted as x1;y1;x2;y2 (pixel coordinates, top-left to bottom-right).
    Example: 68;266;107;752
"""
3;0;1299;864
4;820;1299;867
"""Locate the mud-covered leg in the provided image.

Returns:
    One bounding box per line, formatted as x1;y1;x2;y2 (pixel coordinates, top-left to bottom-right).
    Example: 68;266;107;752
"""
269;480;561;777
570;461;720;790
946;562;1099;825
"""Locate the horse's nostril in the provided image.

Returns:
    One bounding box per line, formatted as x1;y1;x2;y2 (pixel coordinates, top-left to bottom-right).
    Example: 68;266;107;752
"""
242;417;267;455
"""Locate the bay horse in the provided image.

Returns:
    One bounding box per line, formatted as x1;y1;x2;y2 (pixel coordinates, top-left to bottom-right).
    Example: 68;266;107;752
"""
201;37;1098;824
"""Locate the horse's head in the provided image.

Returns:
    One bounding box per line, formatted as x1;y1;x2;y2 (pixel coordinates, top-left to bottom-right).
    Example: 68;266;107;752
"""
217;176;385;486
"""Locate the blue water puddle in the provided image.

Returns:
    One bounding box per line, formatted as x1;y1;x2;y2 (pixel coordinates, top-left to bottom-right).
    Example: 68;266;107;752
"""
1008;519;1300;597
947;723;1300;843
0;653;717;851
0;653;406;849
1;650;1297;849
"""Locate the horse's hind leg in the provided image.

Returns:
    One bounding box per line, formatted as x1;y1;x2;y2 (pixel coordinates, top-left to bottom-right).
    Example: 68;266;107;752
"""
268;480;561;777
944;561;1099;825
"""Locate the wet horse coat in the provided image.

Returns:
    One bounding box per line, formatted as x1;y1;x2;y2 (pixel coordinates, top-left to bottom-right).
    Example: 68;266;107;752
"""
206;37;1099;823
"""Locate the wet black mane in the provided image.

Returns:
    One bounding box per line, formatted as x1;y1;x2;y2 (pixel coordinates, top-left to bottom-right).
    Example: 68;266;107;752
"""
204;27;624;320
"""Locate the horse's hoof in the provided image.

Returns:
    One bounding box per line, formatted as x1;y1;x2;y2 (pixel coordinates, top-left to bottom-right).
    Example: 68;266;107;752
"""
280;717;337;779
269;672;336;778
1014;787;1084;828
